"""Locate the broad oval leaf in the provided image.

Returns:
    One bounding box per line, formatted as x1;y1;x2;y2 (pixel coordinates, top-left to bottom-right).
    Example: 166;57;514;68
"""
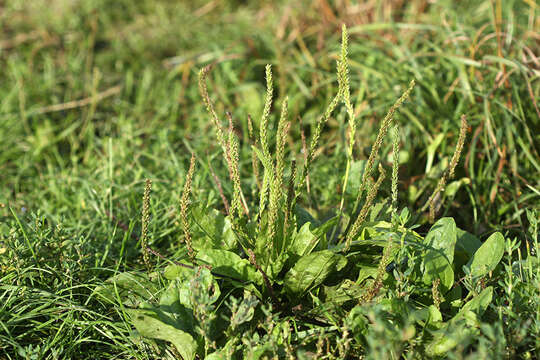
456;228;482;259
284;250;347;297
164;266;220;309
158;282;196;330
422;217;457;290
128;309;197;360
323;279;364;304
185;267;221;308
164;263;194;281
454;228;482;276
191;207;237;251
93;272;158;307
456;286;493;320
288;222;318;257
230;292;259;329
469;232;505;278
346;160;367;197
294;205;320;229
425;321;474;357
411;305;443;327
196;249;263;285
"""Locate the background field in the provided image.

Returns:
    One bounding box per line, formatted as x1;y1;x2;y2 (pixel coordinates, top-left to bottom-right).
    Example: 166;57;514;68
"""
1;0;538;359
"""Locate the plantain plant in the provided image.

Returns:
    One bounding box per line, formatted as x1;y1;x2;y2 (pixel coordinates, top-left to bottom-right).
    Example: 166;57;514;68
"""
94;26;537;359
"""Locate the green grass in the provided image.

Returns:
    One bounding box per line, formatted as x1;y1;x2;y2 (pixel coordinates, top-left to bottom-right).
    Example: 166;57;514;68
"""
1;0;539;358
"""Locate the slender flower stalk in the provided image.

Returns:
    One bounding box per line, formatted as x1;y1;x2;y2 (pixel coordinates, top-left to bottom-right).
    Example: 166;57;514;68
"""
226;113;248;218
141;178;152;270
198;66;226;153
181;154;196;261
391;125;400;227
362;235;396;303
332;24;357;241
347;164;386;248
423;114;468;222
432;278;442;310
297;91;341;193
356;80;415;206
257;65;275;220
260;65;274;164
248;114;262;191
268;97;290;241
283;158;297;247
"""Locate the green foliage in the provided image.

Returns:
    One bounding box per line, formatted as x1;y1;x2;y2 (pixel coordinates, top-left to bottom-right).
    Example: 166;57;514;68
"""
469;232;505;278
195;249;263;285
2;0;539;359
104;31;534;354
284;250;347;298
128;310;198;360
422;217;458;291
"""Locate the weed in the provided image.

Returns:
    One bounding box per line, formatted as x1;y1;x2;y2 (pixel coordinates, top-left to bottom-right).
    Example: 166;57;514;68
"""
2;1;538;359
